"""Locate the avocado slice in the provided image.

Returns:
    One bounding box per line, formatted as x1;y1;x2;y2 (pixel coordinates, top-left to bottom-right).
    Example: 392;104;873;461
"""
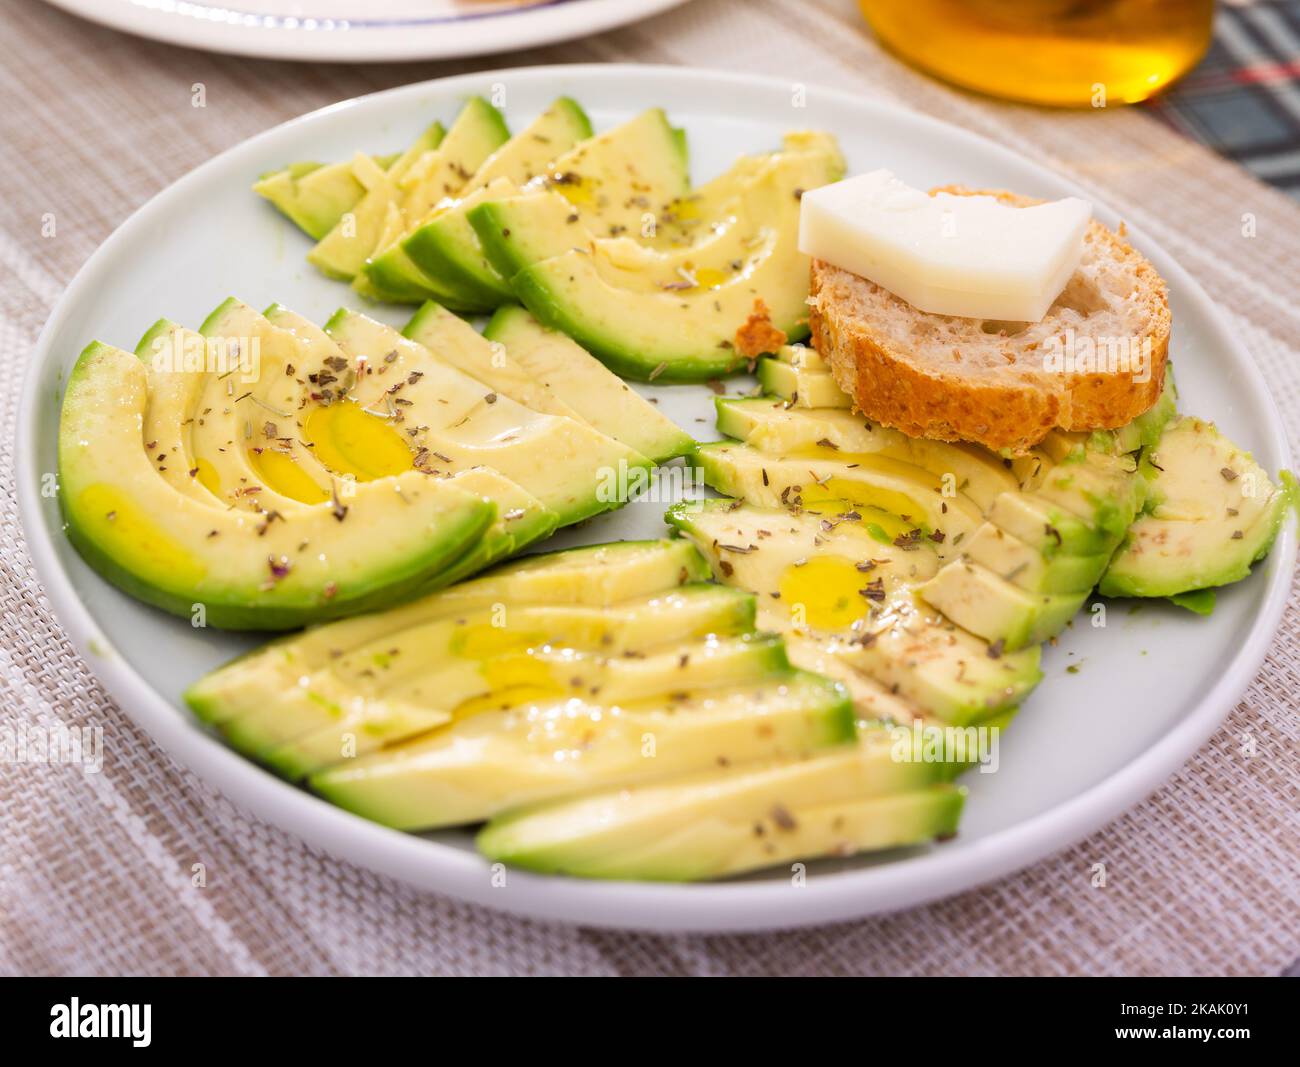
305;154;405;282
481;305;694;463
515;107;690;238
254;153;400;241
695;441;985;544
667;500;1042;724
471;136;842;381
58;342;494;631
400;98;594;311
478;734;963;881
260;302;560;587
917;433;1146;648
186;540;726;727
714;395;1021;510
132;319;231;507
1099;417;1289;598
324;308;653;528
262;630;790;779
299;110;450;280
356;97;513;301
955;522;1111;594
229;606;783;779
401;300;583;419
756;354;852;409
918;561;1088;652
309;671;854;830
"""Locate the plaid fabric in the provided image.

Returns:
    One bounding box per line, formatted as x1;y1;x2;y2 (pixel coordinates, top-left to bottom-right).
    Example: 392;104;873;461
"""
1146;0;1300;198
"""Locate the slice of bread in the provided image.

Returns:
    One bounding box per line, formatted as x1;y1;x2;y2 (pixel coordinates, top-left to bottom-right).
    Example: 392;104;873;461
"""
808;187;1171;454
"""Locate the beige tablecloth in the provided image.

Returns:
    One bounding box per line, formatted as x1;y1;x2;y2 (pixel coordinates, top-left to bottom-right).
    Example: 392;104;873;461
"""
1;0;1296;976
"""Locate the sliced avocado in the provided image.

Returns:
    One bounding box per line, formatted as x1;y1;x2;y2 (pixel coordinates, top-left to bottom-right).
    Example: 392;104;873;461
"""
309;671;854;830
306;154;403;281
239;613;785;780
185;541;728;727
255;156;392;242
401;98;594;311
957;521;1110;595
519;107;689;237
401;300;580;418
413;466;559;591
255;121;442;240
667;500;1041;724
478;731;961;881
198;585;758;757
471;138;841;382
58;342;494;630
482;305;694;463
304;117;452;280
714;395;1020;510
324;309;652;527
756;355;851;409
260;301;559;585
398;96;512;219
1099;417;1288;597
358;97;512;301
986;490;1121;559
919;560;1087;651
780;632;925;727
695;441;984;543
132;319;230;506
1168;588;1216;615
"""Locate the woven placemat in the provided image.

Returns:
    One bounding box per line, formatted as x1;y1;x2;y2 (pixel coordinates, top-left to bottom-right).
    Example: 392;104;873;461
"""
0;0;1295;976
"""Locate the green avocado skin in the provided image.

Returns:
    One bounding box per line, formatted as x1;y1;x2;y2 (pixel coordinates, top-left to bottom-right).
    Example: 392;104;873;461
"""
512;263;760;383
470;197;813;383
58;466;497;632
400;98;595;313
471;202;751;383
58;332;498;632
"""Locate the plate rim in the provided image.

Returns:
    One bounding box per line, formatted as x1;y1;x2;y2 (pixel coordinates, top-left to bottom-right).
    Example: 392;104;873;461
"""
38;0;694;63
18;63;1296;933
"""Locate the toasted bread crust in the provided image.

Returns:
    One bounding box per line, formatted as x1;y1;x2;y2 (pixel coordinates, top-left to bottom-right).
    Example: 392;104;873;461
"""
809;187;1171;454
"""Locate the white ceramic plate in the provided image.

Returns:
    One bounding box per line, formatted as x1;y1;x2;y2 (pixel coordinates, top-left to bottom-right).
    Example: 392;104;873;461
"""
20;66;1295;932
40;0;693;62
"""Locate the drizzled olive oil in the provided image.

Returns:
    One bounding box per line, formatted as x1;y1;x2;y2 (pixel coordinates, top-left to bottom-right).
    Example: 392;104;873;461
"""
858;0;1213;107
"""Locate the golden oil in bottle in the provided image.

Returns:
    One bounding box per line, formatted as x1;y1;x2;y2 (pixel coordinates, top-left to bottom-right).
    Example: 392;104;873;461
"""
858;0;1215;107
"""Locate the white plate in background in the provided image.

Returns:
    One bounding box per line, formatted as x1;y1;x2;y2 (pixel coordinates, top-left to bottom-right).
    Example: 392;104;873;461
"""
40;0;694;62
18;65;1295;931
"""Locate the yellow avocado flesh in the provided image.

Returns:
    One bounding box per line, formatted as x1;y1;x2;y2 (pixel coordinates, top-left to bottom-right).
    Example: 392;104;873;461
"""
715;396;1022;510
668;500;1041;725
704;396;1152;651
697;442;984;542
309;673;850;830
195;301;426;511
478;306;693;464
401;300;589;422
204;585;758;748
756;358;851;409
481;784;964;882
58;342;493;630
324;309;649;526
186;537;716;729
193;303;350;510
301;401;415;483
256;631;787;779
478;733;962;882
517;108;690;239
1099;417;1287;597
517;140;836;297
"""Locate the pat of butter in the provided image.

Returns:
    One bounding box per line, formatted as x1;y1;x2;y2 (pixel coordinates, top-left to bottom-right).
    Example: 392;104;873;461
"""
799;170;1092;322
